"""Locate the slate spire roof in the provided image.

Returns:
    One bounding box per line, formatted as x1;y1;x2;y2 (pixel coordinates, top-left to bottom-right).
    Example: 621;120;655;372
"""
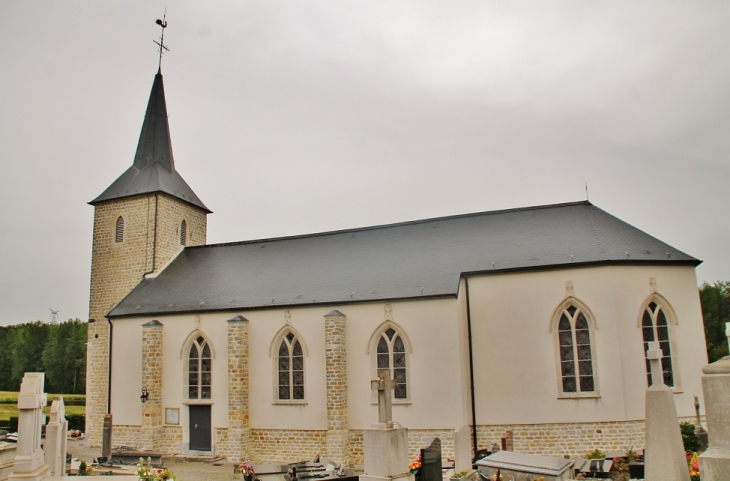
90;71;210;212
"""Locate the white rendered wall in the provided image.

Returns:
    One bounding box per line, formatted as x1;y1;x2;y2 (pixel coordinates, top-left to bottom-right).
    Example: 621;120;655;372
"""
110;320;143;425
466;264;706;426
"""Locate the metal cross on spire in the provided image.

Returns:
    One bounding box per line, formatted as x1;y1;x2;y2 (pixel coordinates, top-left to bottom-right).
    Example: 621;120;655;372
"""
153;10;169;72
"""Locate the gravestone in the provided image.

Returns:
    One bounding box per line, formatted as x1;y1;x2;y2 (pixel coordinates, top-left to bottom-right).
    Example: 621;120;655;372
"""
643;341;690;481
698;322;730;480
693;396;708;453
9;372;50;481
475;451;573;481
0;442;17;481
43;397;67;477
452;425;471;472
360;370;414;481
417;438;442;481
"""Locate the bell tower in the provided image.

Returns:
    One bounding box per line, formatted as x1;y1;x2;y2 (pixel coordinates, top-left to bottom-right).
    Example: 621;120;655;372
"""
85;69;211;446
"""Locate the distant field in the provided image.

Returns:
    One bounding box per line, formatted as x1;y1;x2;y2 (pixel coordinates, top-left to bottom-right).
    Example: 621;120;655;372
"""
0;392;85;422
0;391;85;403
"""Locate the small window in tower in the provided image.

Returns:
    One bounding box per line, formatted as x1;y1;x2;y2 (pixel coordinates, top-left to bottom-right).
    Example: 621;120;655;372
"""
180;220;187;246
115;216;124;243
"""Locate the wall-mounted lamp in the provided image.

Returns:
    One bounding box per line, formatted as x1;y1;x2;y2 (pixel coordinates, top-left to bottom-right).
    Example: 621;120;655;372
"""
140;387;149;403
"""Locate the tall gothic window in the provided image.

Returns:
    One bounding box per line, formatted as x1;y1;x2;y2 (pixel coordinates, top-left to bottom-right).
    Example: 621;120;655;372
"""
376;328;408;399
642;302;674;387
180;220;187;246
278;333;304;400
556;304;596;395
115;216;124;243
188;336;211;399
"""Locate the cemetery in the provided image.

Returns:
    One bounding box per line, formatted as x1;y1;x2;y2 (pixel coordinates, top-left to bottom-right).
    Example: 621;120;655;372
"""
2;326;729;481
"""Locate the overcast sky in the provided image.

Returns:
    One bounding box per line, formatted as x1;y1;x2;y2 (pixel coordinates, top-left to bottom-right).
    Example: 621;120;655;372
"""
1;1;729;326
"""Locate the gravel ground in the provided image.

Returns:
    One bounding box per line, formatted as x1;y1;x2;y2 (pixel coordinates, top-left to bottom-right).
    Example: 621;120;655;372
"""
67;438;246;481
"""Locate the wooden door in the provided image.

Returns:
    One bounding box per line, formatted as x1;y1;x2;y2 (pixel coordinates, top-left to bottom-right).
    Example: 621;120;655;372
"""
189;405;211;451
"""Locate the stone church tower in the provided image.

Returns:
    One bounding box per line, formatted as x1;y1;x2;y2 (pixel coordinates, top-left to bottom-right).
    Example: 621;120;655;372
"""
86;70;210;446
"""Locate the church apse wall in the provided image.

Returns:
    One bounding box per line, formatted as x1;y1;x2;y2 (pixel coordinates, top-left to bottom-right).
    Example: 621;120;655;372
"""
466;263;707;456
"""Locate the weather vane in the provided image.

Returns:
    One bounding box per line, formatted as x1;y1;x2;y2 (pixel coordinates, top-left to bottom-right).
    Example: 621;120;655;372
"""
153;10;169;71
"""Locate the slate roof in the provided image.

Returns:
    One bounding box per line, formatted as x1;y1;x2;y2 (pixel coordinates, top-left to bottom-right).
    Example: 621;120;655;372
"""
108;201;699;318
90;72;210;212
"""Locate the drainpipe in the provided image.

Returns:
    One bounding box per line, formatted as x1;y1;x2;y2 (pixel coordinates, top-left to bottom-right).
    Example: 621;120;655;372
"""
465;277;478;460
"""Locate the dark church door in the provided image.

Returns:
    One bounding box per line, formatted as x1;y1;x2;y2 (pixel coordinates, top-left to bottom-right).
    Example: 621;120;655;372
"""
189;405;211;451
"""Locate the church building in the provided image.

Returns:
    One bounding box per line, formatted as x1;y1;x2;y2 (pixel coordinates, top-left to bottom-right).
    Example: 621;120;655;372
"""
86;69;708;465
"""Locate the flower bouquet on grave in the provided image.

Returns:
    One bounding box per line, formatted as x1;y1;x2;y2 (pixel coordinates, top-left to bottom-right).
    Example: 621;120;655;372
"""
137;457;176;480
408;454;422;474
686;451;700;481
239;460;256;481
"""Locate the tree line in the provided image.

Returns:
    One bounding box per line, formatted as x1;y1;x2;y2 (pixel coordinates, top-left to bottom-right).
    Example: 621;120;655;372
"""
0;319;86;394
700;281;730;363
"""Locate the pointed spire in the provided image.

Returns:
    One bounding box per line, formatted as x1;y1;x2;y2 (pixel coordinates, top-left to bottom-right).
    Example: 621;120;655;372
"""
90;72;210;213
133;72;174;172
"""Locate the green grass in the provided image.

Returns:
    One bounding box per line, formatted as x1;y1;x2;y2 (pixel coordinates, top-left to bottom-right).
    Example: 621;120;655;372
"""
0;392;86;422
0;391;85;404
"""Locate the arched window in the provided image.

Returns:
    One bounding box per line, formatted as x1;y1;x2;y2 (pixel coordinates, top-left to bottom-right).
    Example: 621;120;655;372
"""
277;333;304;400
115;216;124;243
642;302;674;387
551;299;598;397
374;327;408;399
188;336;211;399
180;220;187;246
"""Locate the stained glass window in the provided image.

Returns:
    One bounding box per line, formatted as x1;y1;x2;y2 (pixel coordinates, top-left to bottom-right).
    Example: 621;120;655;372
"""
278;333;304;400
376;328;408;399
188;336;211;399
642;302;674;387
557;306;595;394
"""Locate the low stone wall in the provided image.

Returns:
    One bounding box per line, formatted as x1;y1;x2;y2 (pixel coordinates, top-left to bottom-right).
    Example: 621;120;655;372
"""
248;429;327;463
474;416;704;458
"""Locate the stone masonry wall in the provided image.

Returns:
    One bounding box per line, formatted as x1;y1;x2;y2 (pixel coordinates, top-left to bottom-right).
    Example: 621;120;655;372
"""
347;429;455;467
86;194;207;446
222;317;250;462
111;425;142;449
324;312;348;465
473;417;703;457
249;429;327;463
141;321;163;451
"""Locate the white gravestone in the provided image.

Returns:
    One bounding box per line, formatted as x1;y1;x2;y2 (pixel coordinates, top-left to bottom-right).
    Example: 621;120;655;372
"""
9;373;50;481
698;322;730;480
360;370;414;481
43;397;67;477
643;342;690;481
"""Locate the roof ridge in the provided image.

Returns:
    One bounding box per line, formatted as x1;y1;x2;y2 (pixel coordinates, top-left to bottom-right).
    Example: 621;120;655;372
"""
193;200;592;249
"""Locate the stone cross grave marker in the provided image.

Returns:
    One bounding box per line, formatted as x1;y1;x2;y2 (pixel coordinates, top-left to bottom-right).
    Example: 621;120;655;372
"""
647;342;663;386
371;369;396;425
10;372;50;481
644;341;690;481
44;396;68;477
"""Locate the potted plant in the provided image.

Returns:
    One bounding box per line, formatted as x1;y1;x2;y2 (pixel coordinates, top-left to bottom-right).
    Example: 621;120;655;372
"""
450;470;468;481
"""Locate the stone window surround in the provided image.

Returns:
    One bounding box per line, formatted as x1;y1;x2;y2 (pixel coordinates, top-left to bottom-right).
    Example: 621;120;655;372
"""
367;320;413;404
636;292;683;393
269;325;309;405
550;296;601;400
